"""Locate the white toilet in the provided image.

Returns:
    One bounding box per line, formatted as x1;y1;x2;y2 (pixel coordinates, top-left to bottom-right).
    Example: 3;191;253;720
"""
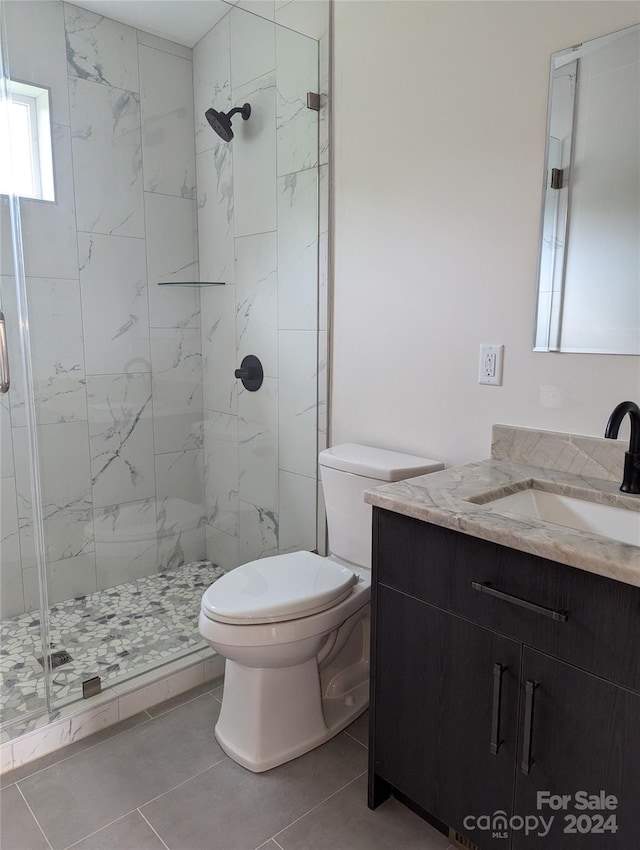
198;443;443;772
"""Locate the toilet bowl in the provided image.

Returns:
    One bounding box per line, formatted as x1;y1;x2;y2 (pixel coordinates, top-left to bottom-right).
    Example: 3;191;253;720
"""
199;444;443;772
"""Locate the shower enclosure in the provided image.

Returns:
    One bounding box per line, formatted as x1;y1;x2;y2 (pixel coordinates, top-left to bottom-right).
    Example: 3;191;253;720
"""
0;0;326;744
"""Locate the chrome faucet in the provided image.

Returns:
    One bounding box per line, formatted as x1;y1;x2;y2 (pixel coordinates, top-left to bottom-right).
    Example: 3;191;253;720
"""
604;401;640;494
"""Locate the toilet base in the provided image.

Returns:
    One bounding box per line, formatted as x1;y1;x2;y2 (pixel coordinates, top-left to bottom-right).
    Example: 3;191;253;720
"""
215;658;368;773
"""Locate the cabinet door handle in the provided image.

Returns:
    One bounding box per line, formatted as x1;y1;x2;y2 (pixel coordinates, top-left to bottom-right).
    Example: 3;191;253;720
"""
471;582;568;622
0;311;9;395
490;662;506;755
521;679;538;775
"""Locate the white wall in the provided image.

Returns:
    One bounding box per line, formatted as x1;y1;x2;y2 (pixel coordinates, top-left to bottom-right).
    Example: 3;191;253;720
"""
331;1;640;467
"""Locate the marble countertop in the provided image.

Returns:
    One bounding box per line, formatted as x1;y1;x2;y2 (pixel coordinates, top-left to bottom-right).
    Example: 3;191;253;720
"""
364;458;640;588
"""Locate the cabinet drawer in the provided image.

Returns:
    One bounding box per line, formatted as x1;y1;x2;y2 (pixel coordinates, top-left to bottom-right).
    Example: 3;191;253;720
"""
373;509;449;609
374;509;640;693
450;529;640;693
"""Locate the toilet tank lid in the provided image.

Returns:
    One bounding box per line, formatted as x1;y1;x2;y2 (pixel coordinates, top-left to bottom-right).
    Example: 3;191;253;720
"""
319;444;444;481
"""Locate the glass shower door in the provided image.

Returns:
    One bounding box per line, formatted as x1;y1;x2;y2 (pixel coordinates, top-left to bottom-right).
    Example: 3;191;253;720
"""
1;0;322;732
0;0;53;733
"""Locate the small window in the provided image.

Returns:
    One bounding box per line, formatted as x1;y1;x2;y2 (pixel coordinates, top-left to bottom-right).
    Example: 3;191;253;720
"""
0;80;55;201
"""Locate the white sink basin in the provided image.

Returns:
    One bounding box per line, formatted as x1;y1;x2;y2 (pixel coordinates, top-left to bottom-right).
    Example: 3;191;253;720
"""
481;488;640;547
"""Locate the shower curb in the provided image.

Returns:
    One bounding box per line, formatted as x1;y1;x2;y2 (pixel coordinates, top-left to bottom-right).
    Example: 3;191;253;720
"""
0;648;224;775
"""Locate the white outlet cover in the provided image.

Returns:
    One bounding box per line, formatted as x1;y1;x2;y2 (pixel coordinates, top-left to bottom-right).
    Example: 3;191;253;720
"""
479;344;504;386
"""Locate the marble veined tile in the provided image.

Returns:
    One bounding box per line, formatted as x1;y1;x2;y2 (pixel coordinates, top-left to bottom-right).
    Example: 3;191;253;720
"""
276;25;318;177
155;449;206;570
145;193;200;330
277;168;318;330
196;144;235;285
319;32;329;167
206;526;241;570
238;378;278;511
94;498;158;590
0;477;25;619
235;232;278;378
150;329;203;455
278;330;317;479
193;13;231;155
230;5;275;90
203;411;239;537
43;552;98;606
137;30;192;61
274;0;329;40
87;373;155;509
5;0;70;126
78;232;150;376
0;126;79;279
201;285;238;416
2;277;87;428
238;499;278;562
317;329;328;450
13;422;94;569
139;46;196;198
64;4;139;92
232;72;277;238
0;394;14;479
69;77;144;238
279;469;316;554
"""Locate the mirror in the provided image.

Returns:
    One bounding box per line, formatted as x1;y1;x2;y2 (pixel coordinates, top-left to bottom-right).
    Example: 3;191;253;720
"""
534;24;639;354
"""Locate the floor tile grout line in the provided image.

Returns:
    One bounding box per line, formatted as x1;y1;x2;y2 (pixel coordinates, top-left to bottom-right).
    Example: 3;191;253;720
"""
270;769;368;842
63;812;140;850
343;729;367;749
8;682;222;786
138;808;172;850
11;716;155;787
59;757;228;850
16;783;54;850
144;684;222;720
138;754;229;810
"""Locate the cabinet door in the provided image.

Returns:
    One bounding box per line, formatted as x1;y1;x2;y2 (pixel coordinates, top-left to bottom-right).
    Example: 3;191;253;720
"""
513;649;640;848
372;584;521;847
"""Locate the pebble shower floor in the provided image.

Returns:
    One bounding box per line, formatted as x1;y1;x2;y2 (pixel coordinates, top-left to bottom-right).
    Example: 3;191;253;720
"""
0;560;225;728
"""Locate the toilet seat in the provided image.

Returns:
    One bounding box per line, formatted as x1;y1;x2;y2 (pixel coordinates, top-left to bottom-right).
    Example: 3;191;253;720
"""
201;551;358;625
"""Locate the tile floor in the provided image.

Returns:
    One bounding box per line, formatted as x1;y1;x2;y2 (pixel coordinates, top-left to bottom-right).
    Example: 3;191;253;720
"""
1;561;225;727
0;679;455;850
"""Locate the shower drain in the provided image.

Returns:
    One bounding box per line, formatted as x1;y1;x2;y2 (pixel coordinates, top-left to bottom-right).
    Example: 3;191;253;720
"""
37;650;73;669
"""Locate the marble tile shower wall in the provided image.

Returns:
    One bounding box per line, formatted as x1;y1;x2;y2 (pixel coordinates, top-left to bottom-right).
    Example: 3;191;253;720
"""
0;2;205;619
194;7;324;569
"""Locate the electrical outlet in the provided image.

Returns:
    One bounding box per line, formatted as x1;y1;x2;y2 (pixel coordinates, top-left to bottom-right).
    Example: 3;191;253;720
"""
479;344;504;386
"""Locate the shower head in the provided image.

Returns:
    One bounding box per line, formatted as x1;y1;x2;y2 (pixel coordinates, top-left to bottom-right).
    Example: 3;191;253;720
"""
204;102;251;142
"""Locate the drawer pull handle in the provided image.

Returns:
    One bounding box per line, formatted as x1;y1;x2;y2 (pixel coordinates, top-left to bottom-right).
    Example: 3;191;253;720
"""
521;679;538;775
471;582;568;622
490;662;506;755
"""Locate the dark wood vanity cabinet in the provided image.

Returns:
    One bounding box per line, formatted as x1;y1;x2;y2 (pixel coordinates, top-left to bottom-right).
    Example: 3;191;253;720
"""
369;508;640;849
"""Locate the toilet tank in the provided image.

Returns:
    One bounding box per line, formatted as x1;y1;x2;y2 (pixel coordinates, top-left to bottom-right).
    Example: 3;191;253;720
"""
319;444;443;569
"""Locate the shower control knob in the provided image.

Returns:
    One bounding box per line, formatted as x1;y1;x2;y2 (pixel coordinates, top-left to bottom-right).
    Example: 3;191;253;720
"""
234;355;263;392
